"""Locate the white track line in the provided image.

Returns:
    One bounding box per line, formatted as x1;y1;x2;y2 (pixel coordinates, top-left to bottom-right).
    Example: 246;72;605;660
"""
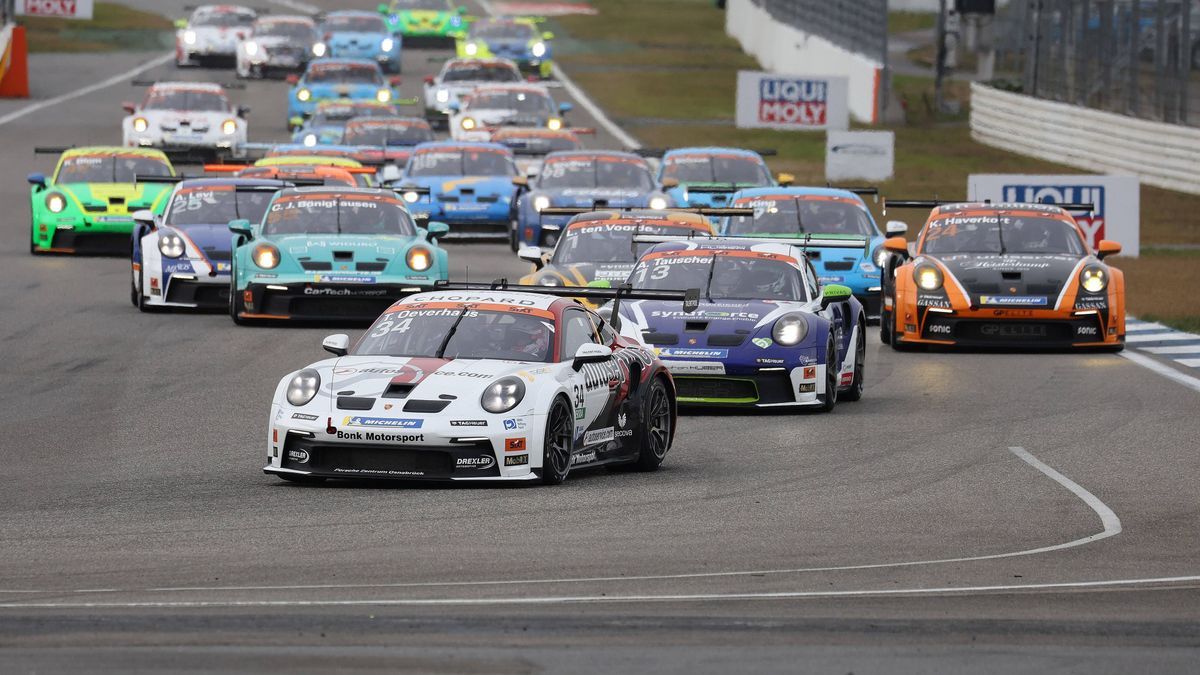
1126;332;1200;343
1144;345;1200;354
0;52;173;128
1177;358;1200;368
475;0;641;149
0;447;1123;598
3;575;1200;609
1121;350;1200;394
1125;322;1169;332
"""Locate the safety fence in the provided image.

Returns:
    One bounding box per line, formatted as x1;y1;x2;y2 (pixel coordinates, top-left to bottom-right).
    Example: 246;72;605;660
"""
747;0;888;64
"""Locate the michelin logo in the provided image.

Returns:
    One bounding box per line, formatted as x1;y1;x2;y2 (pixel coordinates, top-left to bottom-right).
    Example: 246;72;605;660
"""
343;416;423;429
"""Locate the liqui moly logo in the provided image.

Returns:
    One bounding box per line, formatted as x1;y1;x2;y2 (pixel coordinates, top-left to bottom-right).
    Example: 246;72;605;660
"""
1002;185;1106;248
758;78;827;127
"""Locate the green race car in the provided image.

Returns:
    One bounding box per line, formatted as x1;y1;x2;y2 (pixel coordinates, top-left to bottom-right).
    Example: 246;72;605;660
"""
378;0;469;46
228;185;450;324
28;147;176;255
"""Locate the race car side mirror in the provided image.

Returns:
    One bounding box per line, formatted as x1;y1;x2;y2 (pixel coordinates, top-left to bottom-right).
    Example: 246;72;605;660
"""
518;246;545;269
389;76;403;87
572;343;610;371
377;3;389;11
558;102;573;114
776;172;795;187
447;101;460;112
286;74;300;85
820;284;853;310
122;102;137;114
228;219;254;239
511;175;528;187
26;172;46;189
323;333;350;356
457;6;468;14
1096;239;1122;259
426;221;450;241
174;19;188;29
423;75;435;85
883;236;909;255
237;105;251;117
587;280;612;289
885;220;908;236
661;178;679;189
132;209;156;229
543;31;555;40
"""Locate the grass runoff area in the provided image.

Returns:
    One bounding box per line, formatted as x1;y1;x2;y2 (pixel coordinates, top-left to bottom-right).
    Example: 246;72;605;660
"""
20;2;172;53
551;0;1200;332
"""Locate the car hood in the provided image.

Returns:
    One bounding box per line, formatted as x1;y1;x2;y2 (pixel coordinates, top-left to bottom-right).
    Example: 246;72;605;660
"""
618;298;811;352
324;355;539;411
410;175;515;198
540;187;648;207
929;252;1084;304
484;38;532;53
329;31;387;46
58;182;168;210
253;35;310;48
140;110;228;127
302;82;382;97
272;233;422;260
667;185;739;207
167;222;235;259
465;108;547;127
549;260;637;285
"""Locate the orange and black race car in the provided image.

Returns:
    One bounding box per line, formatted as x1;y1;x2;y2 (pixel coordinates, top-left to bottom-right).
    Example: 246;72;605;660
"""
879;200;1124;350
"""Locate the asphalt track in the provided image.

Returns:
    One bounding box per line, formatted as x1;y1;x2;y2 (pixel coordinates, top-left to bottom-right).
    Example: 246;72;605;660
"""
1;2;1200;672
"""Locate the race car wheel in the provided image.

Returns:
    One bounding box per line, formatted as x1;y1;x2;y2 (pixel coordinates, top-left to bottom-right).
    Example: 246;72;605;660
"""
840;320;866;402
879;309;892;344
130;265;140;308
632;376;672;472
509;219;520;253
228;265;248;325
540;396;573;485
818;335;838;413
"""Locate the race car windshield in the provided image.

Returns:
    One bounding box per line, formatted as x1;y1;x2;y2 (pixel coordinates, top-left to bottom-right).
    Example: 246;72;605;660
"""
56;155;172;183
263;195;416;236
343;122;434;146
662;155;772;187
554;224;686;265
391;0;449;10
255;21;313;38
407;149;512;176
537;158;654;191
727;198;875;237
466;91;553;114
144;90;229;112
193;11;255;27
631;254;805;301
472;21;534;40
357;309;554;362
166;188;274;227
306;65;381;84
922;215;1087;256
323;16;387;33
442;65;520;83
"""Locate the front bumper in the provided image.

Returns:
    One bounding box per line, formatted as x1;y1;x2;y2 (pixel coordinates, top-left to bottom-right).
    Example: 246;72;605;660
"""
665;362;826;408
411;201;511;238
33;217;134;255
147;269;231;309
236;280;430;322
264;408;543;481
896;310;1123;349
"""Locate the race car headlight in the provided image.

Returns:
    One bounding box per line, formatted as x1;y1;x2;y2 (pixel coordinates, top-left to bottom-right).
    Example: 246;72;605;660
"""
435;88;450;103
158;232;185;258
481;376;525;414
532;195;551;212
297;88;312;102
872;245;888;268
381;37;395;52
45;193;66;214
464;42;478;56
133;117;149;133
914;263;943;291
460;116;476;131
530;41;546;57
401;190;421;203
286;368;321;407
244;41;259;56
648;195;668;210
1080;265;1108;293
771;314;808;346
312;42;326;57
221;119;238;135
546;117;563;131
183;30;197;45
538;275;561;286
376;89;392;103
303;133;318;147
252;243;280;269
406;246;432;271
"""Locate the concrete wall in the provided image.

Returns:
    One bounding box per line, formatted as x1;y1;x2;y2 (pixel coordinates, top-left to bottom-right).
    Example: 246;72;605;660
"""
725;0;882;124
970;83;1200;195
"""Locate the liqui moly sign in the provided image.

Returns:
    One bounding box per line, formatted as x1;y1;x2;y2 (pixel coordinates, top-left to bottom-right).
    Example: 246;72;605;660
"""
736;71;848;131
16;0;94;19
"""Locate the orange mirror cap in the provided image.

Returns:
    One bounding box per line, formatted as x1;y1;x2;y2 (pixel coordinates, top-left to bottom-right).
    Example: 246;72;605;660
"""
1096;239;1122;258
884;236;909;253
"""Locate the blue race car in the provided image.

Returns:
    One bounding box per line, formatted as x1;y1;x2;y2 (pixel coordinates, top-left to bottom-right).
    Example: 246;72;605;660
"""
394;141;521;239
512;150;669;250
721;187;905;321
290;99;399;146
612;237;866;411
456;17;553;79
131;177;286;312
655;147;793;211
286;59;402;130
318;10;402;74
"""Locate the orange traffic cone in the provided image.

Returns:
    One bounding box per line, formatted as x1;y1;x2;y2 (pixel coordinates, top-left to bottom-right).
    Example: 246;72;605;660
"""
0;24;30;98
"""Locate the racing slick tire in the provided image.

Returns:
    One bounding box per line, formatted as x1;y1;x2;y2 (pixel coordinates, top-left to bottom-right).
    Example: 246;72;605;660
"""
130;264;140;308
509;219;520;253
631;376;672;472
840;320;866;402
228;264;250;325
879;309;892;344
818;335;838;413
539;396;573;485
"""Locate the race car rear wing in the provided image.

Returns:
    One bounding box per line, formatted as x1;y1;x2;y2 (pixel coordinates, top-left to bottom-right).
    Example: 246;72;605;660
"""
34;146;74;154
827;185;879;202
130;79;246;90
203;163;380;175
432;280;701;330
134;174;325;188
634;148;778;158
539;206;753;217
632;233;869;251
882;198;1095;215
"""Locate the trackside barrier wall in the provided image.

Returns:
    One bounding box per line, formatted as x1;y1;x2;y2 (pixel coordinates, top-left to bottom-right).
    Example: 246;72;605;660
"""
725;0;883;124
0;21;28;98
970;83;1200;196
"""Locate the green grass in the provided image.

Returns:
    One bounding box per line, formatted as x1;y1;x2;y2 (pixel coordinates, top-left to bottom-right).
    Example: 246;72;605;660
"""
20;2;172;53
889;11;938;34
552;0;1200;329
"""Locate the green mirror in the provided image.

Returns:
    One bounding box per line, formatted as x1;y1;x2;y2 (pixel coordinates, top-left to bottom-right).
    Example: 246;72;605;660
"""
587;279;612;289
426;221;450;241
820;283;852;309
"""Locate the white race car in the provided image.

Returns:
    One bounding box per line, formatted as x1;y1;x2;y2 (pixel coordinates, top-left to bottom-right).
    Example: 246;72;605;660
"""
130;177;285;312
235;15;321;79
263;283;700;485
176;4;257;67
449;83;571;142
422;58;523;129
122;81;248;160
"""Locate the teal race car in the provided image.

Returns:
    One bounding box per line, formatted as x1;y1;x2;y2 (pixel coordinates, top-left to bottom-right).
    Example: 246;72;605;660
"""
228;185;449;324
